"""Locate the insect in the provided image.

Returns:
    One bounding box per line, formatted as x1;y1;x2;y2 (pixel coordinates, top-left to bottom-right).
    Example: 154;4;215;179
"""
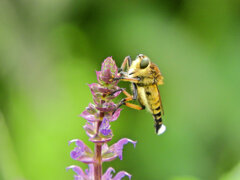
115;54;166;135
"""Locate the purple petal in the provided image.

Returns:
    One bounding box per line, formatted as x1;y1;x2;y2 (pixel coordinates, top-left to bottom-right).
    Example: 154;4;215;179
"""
88;83;98;95
69;139;92;152
100;128;112;136
93;95;101;105
101;57;118;74
89;126;113;143
80;103;100;122
96;102;116;112
88;84;103;104
102;167;115;180
111;108;122;121
86;103;97;114
88;103;96;111
102;138;136;162
70;150;80;159
83;122;96;138
111;89;121;98
113;171;131;180
74;176;84;180
69;139;94;163
66;165;87;179
101;69;113;83
89;83;119;100
85;164;94;179
96;71;103;84
98;57;119;84
101;143;109;153
99;117;112;136
100;119;110;130
89;83;109;95
112;138;137;160
72;154;94;164
80;110;97;121
105;87;122;101
96;57;120;86
98;87;111;94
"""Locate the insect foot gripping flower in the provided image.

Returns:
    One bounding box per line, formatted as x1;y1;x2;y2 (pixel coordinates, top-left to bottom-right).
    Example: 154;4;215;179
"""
67;57;137;180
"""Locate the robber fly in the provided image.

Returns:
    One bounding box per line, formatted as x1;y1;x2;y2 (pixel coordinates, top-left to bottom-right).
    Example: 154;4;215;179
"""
115;54;166;135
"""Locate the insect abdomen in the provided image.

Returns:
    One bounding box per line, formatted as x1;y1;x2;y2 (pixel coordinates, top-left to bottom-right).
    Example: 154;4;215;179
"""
153;109;163;134
145;85;164;134
152;98;163;134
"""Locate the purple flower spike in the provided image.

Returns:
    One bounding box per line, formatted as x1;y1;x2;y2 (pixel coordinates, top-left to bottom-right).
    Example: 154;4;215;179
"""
102;138;137;162
69;139;94;163
68;56;138;180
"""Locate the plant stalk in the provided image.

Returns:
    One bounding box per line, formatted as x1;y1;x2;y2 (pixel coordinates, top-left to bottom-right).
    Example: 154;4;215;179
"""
94;111;104;180
94;143;102;180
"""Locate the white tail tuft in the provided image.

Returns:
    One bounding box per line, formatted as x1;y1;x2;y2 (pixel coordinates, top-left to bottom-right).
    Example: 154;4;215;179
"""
157;124;166;135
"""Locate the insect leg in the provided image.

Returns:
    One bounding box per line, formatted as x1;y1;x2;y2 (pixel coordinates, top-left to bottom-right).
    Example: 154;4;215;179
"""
127;56;132;66
115;77;140;83
113;56;142;112
121;89;131;97
115;97;143;111
132;83;138;100
131;83;146;109
125;102;142;110
115;56;141;83
122;89;138;101
119;56;131;72
113;89;143;113
109;86;137;98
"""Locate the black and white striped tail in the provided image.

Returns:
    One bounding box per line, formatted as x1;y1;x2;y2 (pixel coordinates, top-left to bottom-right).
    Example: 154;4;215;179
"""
154;113;166;135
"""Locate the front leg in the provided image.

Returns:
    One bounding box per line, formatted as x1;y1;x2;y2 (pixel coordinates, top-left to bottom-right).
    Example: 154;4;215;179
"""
116;55;141;84
118;56;132;73
114;76;141;84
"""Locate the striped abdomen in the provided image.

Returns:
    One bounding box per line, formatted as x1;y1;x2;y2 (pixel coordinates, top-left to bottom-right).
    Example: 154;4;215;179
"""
137;84;164;134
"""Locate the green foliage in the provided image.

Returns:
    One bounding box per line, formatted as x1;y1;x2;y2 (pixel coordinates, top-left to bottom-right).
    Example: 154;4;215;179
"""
0;0;240;180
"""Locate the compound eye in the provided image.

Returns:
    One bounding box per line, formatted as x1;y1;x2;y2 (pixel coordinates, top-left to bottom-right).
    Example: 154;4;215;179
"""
140;58;150;69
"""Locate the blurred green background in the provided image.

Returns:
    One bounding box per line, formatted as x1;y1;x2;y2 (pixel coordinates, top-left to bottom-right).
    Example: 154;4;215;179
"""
0;0;240;180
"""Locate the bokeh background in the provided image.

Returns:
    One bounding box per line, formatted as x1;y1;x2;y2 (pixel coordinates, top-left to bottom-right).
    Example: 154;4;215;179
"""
0;0;240;180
